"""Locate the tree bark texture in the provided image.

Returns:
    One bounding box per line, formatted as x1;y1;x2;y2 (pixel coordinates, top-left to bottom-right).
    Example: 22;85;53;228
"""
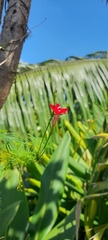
0;0;4;24
0;0;32;109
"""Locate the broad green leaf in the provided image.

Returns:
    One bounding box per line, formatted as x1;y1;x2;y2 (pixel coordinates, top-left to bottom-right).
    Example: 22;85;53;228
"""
0;201;21;237
44;205;76;240
29;132;71;240
0;169;29;240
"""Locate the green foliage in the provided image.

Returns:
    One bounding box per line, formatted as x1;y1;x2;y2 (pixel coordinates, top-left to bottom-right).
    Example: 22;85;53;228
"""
0;56;108;239
0;131;37;180
44;205;76;240
0;58;108;141
0;201;21;238
29;132;70;240
0;169;29;240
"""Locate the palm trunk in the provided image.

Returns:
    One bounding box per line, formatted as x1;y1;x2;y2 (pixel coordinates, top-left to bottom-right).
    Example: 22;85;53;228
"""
0;0;32;109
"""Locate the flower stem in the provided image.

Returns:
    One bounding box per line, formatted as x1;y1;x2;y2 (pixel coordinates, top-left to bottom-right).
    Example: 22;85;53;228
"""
37;128;53;158
37;112;54;159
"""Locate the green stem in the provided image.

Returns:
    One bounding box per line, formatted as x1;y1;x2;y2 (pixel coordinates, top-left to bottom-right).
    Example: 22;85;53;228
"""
38;128;53;158
37;112;54;158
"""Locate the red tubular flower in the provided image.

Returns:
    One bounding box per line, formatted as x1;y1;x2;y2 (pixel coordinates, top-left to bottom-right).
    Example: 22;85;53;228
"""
49;103;68;115
50;103;68;128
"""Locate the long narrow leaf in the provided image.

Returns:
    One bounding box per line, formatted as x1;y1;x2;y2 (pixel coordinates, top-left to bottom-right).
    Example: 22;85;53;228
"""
29;131;71;240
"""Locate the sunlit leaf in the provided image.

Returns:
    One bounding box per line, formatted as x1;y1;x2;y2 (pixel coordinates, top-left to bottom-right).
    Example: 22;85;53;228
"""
29;132;70;240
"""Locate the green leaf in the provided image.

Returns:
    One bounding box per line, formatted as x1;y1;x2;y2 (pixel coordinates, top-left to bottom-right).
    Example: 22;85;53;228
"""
0;201;21;238
44;205;76;240
93;133;108;139
90;180;108;194
91;224;108;240
0;169;29;240
27;161;44;181
84;198;98;239
69;156;90;180
29;132;71;240
65;120;87;149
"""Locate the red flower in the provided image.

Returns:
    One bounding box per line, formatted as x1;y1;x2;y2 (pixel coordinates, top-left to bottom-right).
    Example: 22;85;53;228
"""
49;103;68;115
50;104;68;128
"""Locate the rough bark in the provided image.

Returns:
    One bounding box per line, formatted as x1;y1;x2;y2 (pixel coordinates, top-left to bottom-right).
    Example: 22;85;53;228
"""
0;0;4;24
0;0;32;109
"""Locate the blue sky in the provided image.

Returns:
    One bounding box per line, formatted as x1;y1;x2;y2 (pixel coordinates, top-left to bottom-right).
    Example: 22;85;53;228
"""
21;0;108;64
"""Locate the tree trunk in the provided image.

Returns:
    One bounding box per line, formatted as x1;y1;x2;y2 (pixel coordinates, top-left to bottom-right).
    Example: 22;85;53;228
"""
0;0;32;109
0;0;4;24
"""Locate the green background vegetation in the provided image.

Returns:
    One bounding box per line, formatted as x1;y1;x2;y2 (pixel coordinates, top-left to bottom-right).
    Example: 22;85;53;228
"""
0;54;108;239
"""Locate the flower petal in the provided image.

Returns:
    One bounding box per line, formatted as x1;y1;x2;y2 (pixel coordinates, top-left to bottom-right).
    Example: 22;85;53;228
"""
50;103;68;115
